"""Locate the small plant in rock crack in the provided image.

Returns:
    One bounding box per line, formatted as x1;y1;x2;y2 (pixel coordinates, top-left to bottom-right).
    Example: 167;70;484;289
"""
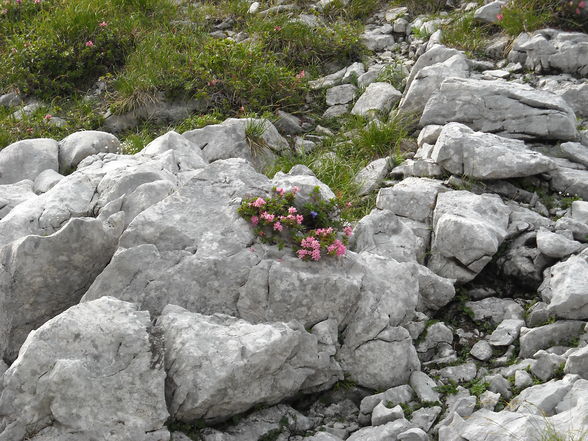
238;186;353;261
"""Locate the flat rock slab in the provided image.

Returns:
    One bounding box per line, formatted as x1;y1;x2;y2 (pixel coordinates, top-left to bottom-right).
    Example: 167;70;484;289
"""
420;77;579;141
431;123;555;179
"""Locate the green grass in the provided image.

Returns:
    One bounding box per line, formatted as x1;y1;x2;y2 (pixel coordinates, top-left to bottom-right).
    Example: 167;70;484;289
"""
266;113;413;221
441;11;491;57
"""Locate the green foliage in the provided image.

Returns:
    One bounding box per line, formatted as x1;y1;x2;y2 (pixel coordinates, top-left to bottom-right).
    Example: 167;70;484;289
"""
0;0;173;98
376;62;408;92
238;186;352;259
434;380;459;396
322;0;385;21
496;0;552;36
467;379;489;397
114;34;308;115
393;0;448;15
441;12;491;56
246;17;364;71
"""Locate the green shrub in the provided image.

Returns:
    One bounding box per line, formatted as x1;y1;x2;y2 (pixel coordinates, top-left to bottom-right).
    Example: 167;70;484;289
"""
246;17;364;71
113;34;308;115
0;0;173;98
497;0;588;35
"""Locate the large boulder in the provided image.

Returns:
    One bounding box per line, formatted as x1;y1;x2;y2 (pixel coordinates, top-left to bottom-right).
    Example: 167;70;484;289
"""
182;118;287;171
350;209;420;263
539;250;588;320
420;78;579;141
141;130;208;171
157;305;340;423
0;139;59;185
431;123;555;179
338;253;420;390
0;297;169;441
58;131;120;173
0;215;123;362
428;190;511;282
82;158;270;317
547;166;588;200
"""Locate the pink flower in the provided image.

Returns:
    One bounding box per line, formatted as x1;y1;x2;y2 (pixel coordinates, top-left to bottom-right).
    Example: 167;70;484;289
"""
207;79;220;86
327;240;347;256
273;221;283;232
315;227;333;236
295;70;306;79
251;197;266;207
311;249;321;261
85;40;94;47
43;114;52;120
344;226;353;236
345;201;352;208
251;215;259;226
261;211;275;222
300;236;320;250
34;0;41;3
291;186;300;194
275;187;285;196
297;249;308;259
579;1;586;7
99;21;108;27
576;7;581;13
296;214;304;224
274;25;282;31
496;13;503;20
288;206;297;214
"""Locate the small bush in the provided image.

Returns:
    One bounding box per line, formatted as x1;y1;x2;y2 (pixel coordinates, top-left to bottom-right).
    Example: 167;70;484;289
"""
0;0;173;98
113;34;308;115
238;186;353;260
246;17;364;72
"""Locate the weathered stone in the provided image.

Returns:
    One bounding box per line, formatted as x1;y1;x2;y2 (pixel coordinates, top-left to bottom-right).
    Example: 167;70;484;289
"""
487;319;525;346
474;1;506;24
564;345;588;379
561;142;588;167
350;209;419;263
0;180;36;219
399;54;469;116
548;166;588;200
353;158;390;196
0;297;169;441
431;123;555;179
351;82;402;118
371;403;403;426
536;229;584;259
158;305;338;423
519;321;587;357
0;215;123;362
141;131;207;171
428;191;510;282
59;131;120;172
326;84;358;106
410;371;440;403
347;420;414;441
0;139;59;185
182;118;287;171
32;169;64;194
539;251;588;320
470;340;493;361
421;78;579;141
465;298;524;325
376;177;447;222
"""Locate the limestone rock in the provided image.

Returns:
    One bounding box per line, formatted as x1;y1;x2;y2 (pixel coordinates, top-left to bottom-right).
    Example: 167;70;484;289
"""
431;123;555;179
420;78;579;141
0;180;36;219
0;297;168;441
0;139;59;185
351;83;402;118
58;131;120;172
157;305;338;423
539;251;588;319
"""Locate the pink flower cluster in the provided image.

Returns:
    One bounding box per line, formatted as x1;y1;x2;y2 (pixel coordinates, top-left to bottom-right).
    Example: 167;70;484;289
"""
327;239;346;256
297;236;322;261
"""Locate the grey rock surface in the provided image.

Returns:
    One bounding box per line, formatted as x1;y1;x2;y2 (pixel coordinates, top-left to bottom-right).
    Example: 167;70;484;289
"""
0;297;168;441
0;139;59;185
420;78;579;141
58;131;121;172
